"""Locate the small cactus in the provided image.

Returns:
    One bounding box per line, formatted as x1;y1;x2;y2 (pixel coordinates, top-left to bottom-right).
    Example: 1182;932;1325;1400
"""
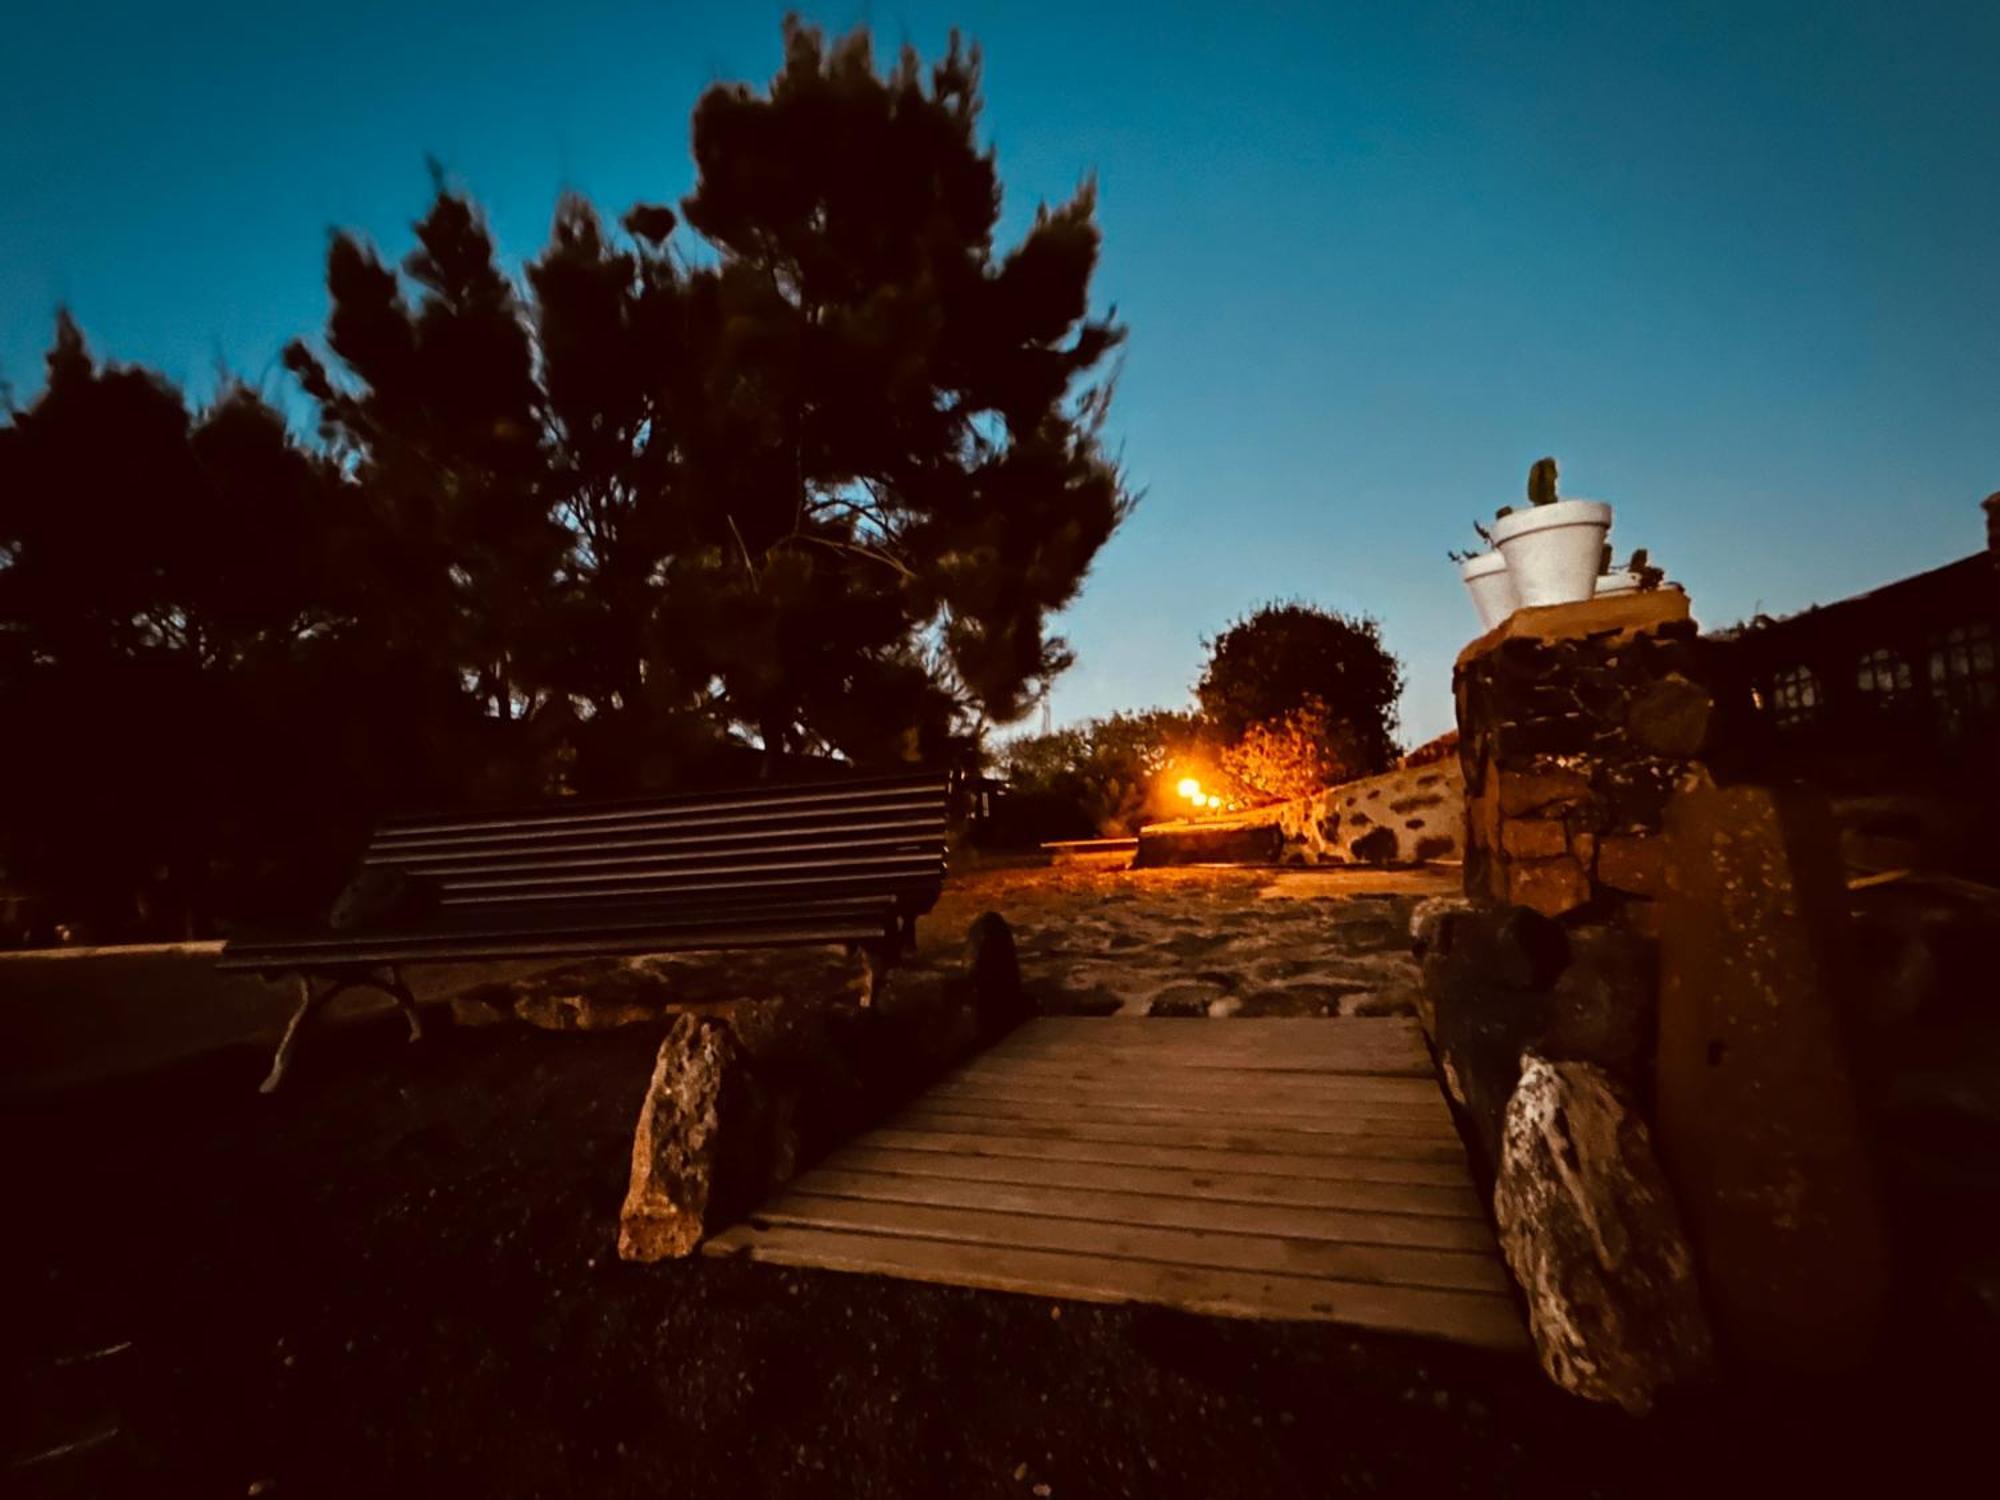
1627;548;1664;590
1527;456;1559;507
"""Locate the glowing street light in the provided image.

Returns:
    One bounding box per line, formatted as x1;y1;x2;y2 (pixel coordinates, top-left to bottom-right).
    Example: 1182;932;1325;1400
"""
1176;776;1202;802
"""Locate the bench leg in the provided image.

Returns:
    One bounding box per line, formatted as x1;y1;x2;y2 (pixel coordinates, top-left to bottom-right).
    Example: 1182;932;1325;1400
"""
379;966;426;1044
261;976;343;1094
858;942;892;1008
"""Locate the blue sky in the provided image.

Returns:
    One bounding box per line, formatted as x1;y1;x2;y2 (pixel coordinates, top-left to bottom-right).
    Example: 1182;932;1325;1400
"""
4;0;1996;743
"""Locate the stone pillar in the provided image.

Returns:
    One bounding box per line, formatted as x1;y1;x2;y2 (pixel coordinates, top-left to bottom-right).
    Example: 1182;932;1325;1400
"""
1454;590;1714;933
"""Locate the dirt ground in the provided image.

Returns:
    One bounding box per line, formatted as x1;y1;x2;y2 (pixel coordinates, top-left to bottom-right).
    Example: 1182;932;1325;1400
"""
1;861;1983;1495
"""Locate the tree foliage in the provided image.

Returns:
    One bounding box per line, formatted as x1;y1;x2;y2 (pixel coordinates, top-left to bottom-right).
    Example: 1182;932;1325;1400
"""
0;19;1129;939
1215;697;1361;802
1196;602;1404;787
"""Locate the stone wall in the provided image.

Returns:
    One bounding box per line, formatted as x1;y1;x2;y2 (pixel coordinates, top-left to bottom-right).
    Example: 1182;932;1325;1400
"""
1135;760;1464;869
1274;760;1464;867
1454;590;1716;935
1435;586;1905;1395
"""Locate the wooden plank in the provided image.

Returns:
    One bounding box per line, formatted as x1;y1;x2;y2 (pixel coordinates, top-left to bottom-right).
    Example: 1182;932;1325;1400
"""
977;1049;1434;1077
944;1059;1446;1103
915;1090;1452;1136
920;1077;1451;1125
982;1041;1431;1073
862;1126;1473;1187
883;1109;1470;1162
997;1017;1426;1046
986;1024;1432;1075
991;1022;1426;1053
747;1190;1510;1294
822;1143;1485;1219
899;1095;1459;1142
779;1167;1496;1251
703;1223;1527;1351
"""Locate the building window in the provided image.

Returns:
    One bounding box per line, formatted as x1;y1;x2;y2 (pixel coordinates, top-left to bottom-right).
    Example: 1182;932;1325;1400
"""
1928;622;1997;738
1769;665;1822;728
1854;647;1913;704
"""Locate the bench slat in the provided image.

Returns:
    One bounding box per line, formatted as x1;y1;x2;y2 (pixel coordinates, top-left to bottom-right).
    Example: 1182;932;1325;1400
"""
367;800;948;860
437;849;943;896
379;828;943;880
365;811;946;868
374;776;949;841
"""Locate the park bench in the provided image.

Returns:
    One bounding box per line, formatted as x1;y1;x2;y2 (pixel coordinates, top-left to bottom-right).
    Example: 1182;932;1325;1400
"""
217;769;953;1092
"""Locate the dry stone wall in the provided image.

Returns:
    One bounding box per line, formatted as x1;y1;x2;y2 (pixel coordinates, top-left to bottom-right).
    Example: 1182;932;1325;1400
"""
1135;761;1464;869
1275;761;1465;867
1454;591;1716;934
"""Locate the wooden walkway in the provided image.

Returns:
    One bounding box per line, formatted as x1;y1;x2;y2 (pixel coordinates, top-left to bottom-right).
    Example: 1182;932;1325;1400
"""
705;1018;1527;1351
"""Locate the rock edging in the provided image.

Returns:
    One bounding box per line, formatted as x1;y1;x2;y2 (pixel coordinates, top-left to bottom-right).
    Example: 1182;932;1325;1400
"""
617;912;1024;1261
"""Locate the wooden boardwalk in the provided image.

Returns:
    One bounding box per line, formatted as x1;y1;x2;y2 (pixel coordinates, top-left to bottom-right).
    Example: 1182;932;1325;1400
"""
705;1018;1527;1351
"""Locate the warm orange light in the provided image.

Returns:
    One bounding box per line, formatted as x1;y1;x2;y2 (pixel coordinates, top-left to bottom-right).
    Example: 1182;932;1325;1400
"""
1176;777;1202;802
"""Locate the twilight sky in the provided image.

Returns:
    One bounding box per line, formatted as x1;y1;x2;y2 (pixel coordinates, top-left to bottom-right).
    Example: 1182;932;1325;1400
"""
4;0;1996;744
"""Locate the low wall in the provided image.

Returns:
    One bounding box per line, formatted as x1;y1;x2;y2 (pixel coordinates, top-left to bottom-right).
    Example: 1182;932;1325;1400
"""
1134;760;1465;868
1274;761;1464;867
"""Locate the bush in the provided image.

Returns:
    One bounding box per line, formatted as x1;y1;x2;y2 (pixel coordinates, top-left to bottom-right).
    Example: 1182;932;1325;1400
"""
992;710;1202;842
1196;602;1404;800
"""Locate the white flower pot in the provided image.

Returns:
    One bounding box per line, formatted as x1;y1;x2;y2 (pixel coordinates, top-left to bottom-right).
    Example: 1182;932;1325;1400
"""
1492;499;1614;608
1595;568;1641;598
1597;572;1685;602
1458;550;1518;631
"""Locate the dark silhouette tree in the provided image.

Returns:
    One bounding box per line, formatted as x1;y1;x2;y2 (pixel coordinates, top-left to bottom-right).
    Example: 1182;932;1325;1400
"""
1196;602;1405;788
283;18;1129;784
676;21;1128;756
0;16;1132;937
0;317;358;935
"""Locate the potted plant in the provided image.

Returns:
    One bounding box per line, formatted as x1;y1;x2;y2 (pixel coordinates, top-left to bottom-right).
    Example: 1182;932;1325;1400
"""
1594;546;1665;598
1449;521;1518;630
1490;457;1613;607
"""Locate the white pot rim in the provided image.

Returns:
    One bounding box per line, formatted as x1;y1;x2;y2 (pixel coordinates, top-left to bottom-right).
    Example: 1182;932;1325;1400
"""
1458;551;1509;579
1490;498;1613;544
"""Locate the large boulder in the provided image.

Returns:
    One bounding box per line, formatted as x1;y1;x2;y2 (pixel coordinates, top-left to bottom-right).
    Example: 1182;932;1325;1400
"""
617;1015;792;1262
1541;925;1655;1081
1495;1054;1715;1414
1657;781;1889;1372
1415;902;1569;1172
1416;903;1659;1181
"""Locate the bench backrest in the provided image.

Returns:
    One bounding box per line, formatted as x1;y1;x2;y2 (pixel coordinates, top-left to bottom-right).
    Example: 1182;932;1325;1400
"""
363;770;952;919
